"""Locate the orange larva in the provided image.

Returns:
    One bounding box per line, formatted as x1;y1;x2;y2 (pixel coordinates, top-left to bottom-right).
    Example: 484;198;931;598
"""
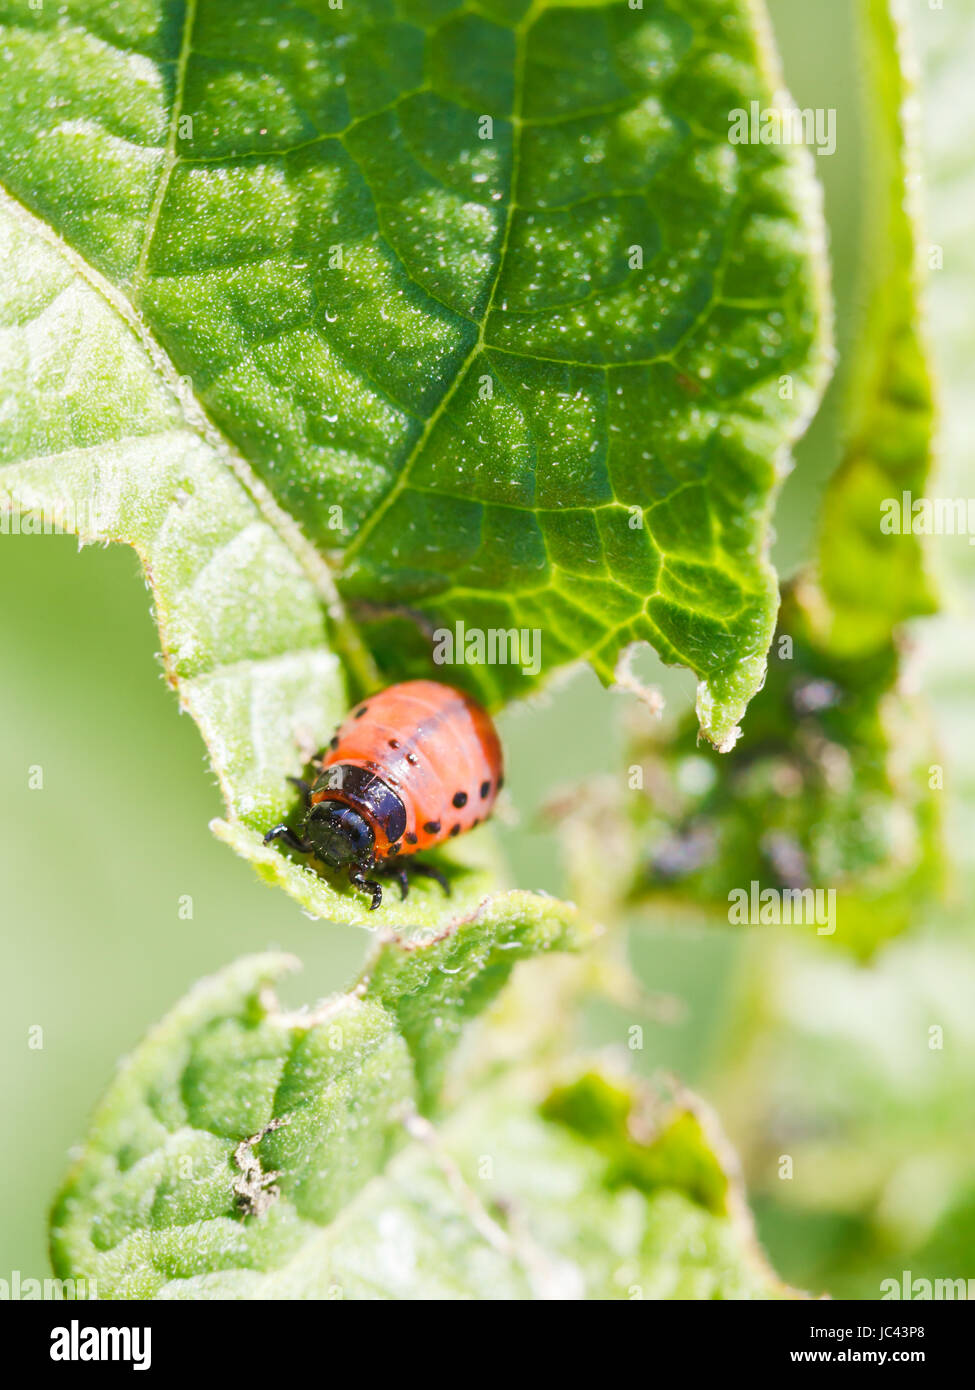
263;680;503;909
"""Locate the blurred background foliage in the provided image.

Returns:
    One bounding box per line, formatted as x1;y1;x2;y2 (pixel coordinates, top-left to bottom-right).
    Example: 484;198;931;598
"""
2;0;974;1299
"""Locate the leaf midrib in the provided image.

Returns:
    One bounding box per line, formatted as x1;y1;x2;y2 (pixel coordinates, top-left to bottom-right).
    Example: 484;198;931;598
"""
339;0;539;568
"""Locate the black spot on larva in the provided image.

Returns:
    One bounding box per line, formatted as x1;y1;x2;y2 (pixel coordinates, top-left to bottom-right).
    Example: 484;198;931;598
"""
405;833;418;845
480;780;491;799
423;820;441;835
452;791;468;808
388;843;401;856
472;818;480;828
388;738;400;749
354;705;369;719
329;736;339;750
497;775;504;790
449;823;461;837
406;752;419;765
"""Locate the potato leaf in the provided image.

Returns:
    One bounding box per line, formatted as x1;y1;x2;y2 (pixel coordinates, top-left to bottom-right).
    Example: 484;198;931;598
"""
612;0;941;955
50;951;794;1299
0;0;831;747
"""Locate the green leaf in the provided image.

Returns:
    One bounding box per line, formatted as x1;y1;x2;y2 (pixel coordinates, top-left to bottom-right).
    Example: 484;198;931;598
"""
598;0;942;955
362;887;589;1109
0;0;830;748
0;197;346;824
805;0;937;653
431;1072;798;1301
624;587;942;957
51;951;794;1299
540;1071;731;1213
212;813;507;931
0;192;511;926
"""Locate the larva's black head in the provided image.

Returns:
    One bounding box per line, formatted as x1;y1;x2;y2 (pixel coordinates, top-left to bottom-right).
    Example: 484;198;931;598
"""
304;801;376;870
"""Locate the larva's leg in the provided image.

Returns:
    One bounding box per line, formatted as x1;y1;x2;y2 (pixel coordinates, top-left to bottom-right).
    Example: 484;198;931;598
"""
407;860;450;897
263;824;309;854
374;862;410;899
349;867;383;910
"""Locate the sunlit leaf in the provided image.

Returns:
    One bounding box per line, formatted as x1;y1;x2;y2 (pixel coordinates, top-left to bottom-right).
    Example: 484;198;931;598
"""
0;0;831;746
